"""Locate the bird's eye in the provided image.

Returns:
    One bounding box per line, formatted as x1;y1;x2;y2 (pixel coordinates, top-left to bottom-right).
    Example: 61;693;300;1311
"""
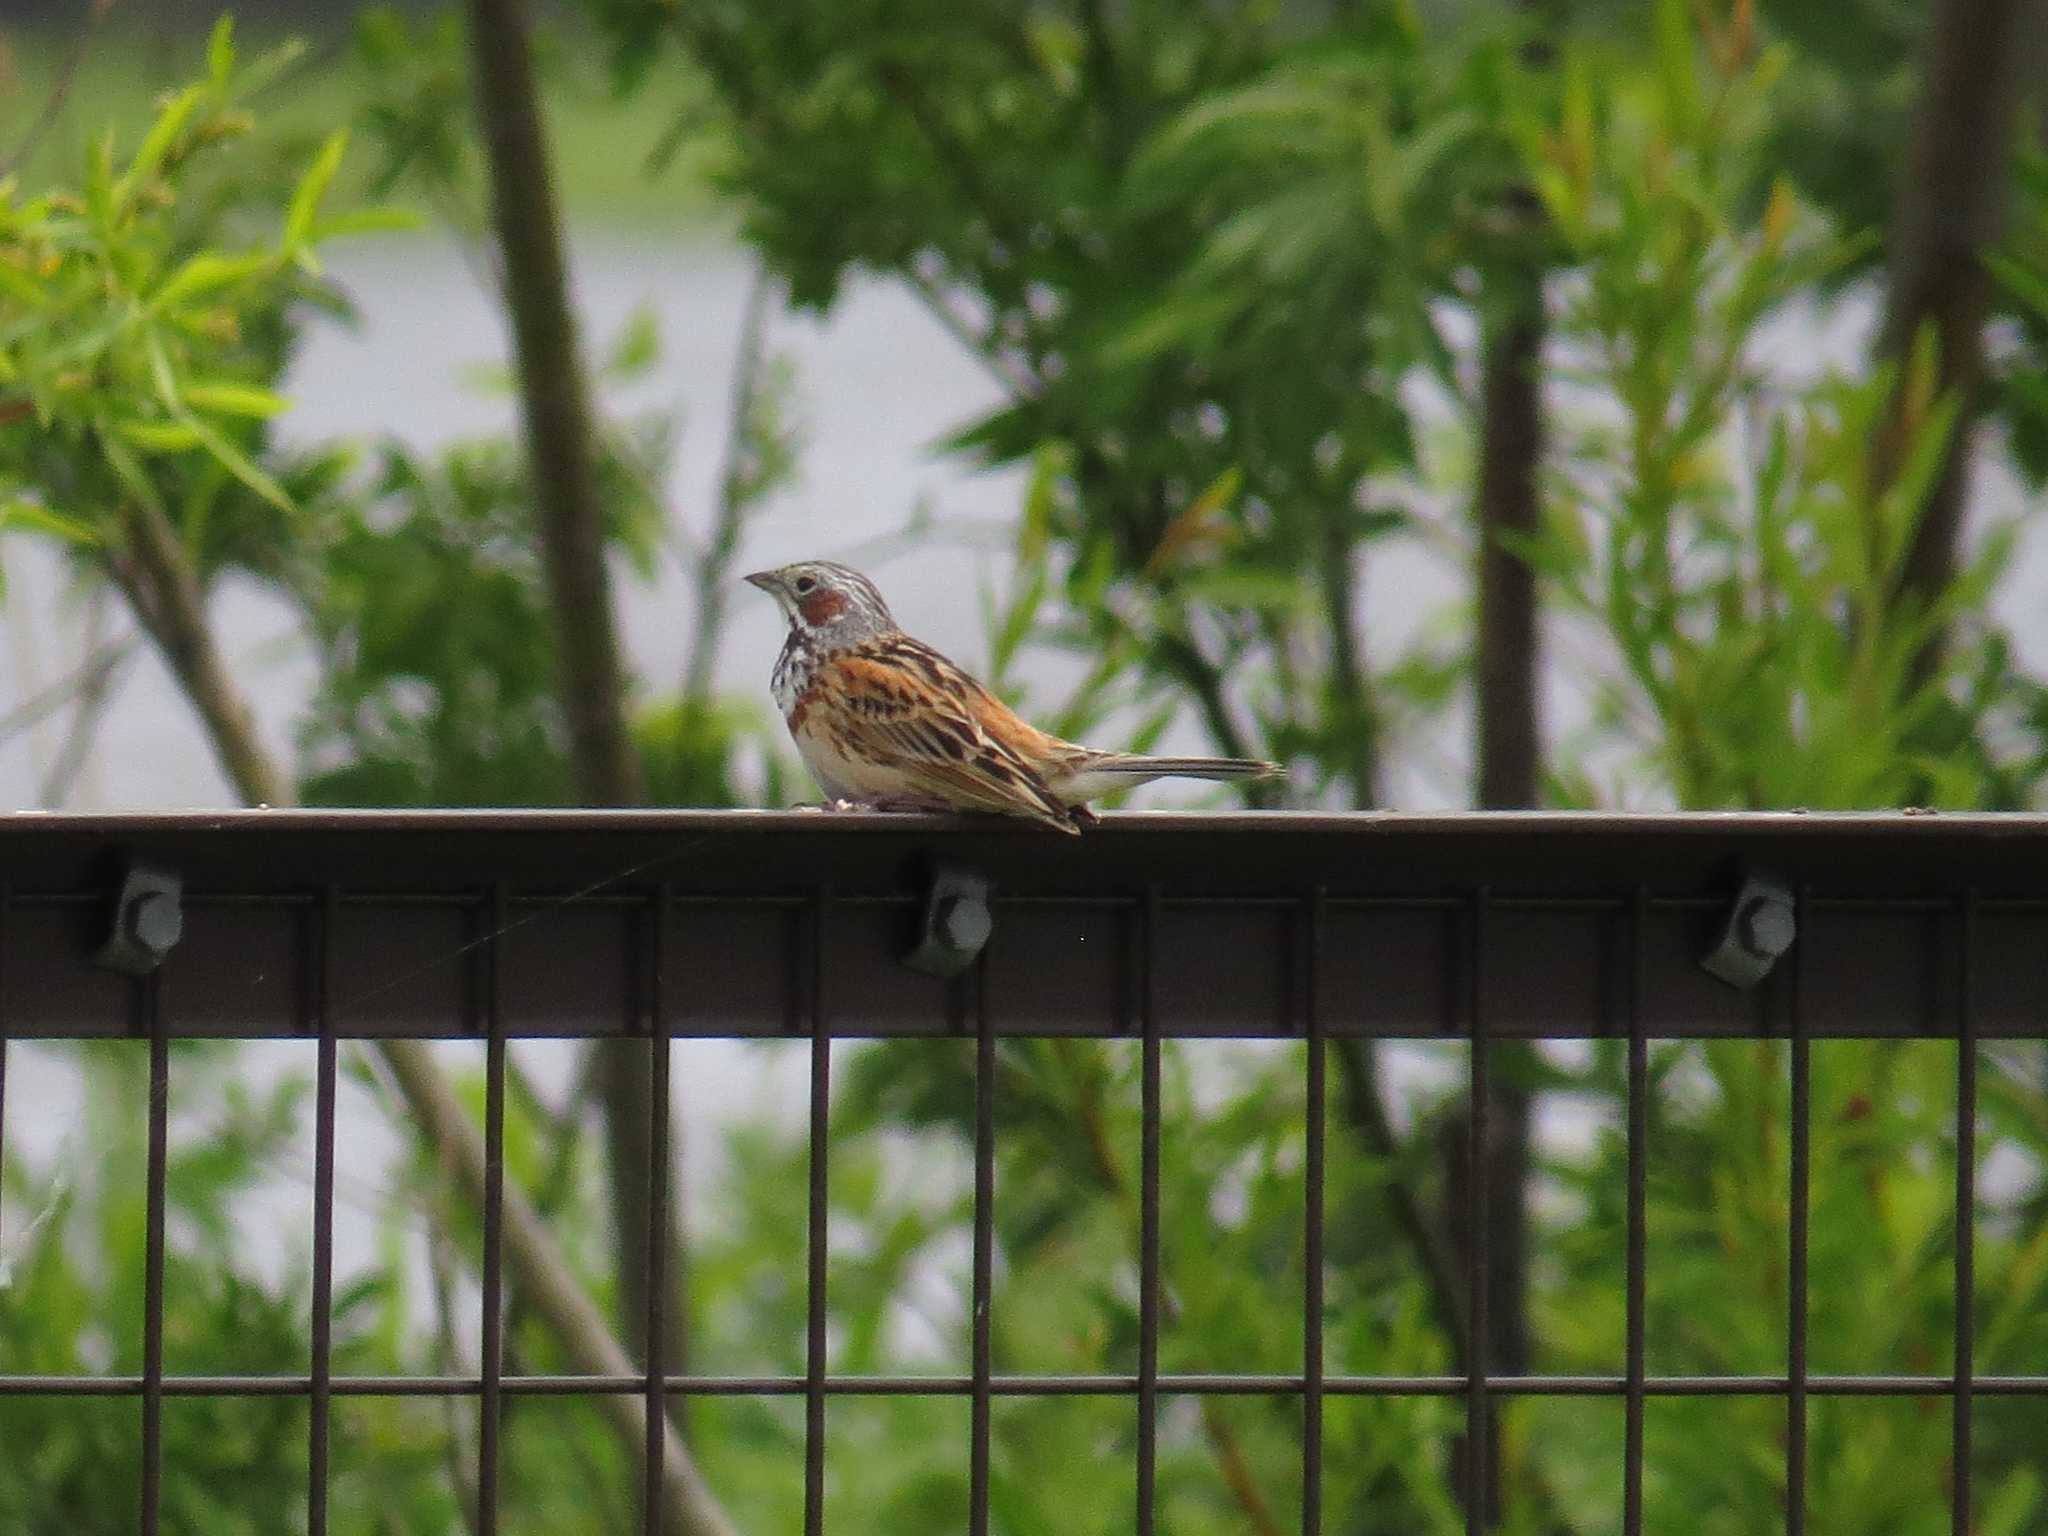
794;575;816;594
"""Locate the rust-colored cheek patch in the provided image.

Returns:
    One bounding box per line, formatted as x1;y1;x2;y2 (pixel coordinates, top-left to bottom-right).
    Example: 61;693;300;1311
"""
798;588;847;626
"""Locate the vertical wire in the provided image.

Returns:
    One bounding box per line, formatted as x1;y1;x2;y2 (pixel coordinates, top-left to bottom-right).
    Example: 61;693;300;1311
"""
803;886;832;1536
1623;888;1648;1536
1786;886;1810;1536
308;888;339;1536
140;971;169;1536
969;943;996;1536
645;884;674;1536
1465;889;1491;1535
1302;889;1327;1536
478;884;508;1536
1137;885;1162;1536
1952;892;1978;1536
0;886;10;1274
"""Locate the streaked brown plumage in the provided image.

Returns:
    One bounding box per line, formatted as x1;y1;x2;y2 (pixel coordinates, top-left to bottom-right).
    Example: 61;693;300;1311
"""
746;561;1278;832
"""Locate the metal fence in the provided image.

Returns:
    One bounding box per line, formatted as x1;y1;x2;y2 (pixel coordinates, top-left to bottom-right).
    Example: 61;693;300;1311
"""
1;809;2044;1535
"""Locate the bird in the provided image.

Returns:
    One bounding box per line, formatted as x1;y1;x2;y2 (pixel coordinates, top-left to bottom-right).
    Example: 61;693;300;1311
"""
745;560;1278;833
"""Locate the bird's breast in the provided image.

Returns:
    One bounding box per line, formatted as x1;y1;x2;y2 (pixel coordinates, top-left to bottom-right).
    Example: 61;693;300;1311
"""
771;638;812;726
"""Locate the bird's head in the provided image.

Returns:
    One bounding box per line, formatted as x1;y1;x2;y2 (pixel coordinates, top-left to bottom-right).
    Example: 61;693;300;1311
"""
744;560;897;647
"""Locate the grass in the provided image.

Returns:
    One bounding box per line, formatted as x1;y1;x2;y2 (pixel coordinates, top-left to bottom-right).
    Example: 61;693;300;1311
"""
0;16;726;230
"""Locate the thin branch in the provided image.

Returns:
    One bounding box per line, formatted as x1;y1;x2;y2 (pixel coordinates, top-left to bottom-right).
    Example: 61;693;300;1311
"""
1154;630;1278;808
1333;1038;1469;1367
1199;1401;1283;1536
0;0;117;181
873;59;1032;258
681;262;775;708
0;632;133;747
1316;499;1381;808
901;270;1043;402
109;499;291;806
37;591;130;807
1074;0;1130;165
427;1223;486;1536
381;1039;738;1536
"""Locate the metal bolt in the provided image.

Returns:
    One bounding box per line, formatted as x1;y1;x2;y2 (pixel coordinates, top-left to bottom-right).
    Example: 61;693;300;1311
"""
1699;869;1796;990
129;889;184;958
904;860;996;979
1737;893;1795;960
937;893;992;954
93;862;185;976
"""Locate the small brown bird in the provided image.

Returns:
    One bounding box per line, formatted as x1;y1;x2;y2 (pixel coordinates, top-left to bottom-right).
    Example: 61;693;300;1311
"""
746;561;1278;832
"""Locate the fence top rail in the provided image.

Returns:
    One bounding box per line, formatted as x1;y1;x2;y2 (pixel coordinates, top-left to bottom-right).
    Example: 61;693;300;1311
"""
2;811;2044;1041
2;809;2045;899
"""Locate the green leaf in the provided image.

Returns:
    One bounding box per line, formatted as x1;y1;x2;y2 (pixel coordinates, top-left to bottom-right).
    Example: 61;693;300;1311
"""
183;413;293;511
183;382;290;419
602;304;661;383
144;328;181;411
122;86;205;203
228;38;309;103
1176;566;1308;615
93;414;166;514
283;131;350;255
84;127;117;235
112;418;206;453
1986;252;2048;323
149;251;276;314
207;15;237;84
0;497;101;546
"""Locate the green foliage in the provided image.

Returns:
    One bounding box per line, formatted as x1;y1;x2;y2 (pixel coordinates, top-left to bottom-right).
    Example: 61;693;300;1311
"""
582;0;1529;805
0;19;365;562
293;378;667;808
0;1045;458;1533
6;2;2048;1532
1519;10;2044;808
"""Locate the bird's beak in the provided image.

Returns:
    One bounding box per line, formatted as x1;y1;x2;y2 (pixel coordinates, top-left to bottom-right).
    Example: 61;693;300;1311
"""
743;570;778;594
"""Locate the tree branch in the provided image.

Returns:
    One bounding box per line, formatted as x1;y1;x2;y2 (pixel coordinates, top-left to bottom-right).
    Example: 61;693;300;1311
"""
37;591;129;807
465;0;643;807
1154;629;1280;806
93;501;737;1536
0;0;117;181
464;0;705;1457
1317;501;1381;808
1332;1038;1469;1366
110;499;291;806
1048;1040;1282;1535
1875;0;2048;666
0;632;132;748
1474;246;1545;811
382;1038;737;1536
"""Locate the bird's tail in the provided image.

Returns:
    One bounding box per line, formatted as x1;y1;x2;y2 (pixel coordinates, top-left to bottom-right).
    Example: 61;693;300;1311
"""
1056;754;1279;804
1108;755;1277;782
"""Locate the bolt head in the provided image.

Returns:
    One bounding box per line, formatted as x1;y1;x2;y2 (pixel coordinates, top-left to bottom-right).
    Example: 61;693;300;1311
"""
129;890;183;956
936;893;991;953
1738;894;1794;959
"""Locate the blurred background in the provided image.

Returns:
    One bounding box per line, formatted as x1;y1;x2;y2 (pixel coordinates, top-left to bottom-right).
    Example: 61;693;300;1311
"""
3;0;2048;1531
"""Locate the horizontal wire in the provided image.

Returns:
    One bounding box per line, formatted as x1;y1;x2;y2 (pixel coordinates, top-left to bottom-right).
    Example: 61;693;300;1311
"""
2;1372;2044;1398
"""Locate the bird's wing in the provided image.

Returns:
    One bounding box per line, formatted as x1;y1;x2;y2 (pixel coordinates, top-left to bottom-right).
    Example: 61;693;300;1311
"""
801;637;1080;831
